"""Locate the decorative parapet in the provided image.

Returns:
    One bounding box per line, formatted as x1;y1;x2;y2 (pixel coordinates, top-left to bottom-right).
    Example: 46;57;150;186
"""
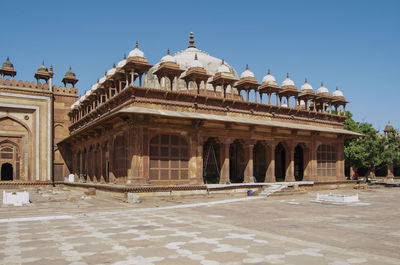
0;77;78;95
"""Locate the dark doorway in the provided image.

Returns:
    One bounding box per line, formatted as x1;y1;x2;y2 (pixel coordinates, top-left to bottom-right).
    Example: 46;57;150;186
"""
1;163;13;181
203;138;220;184
294;145;304;181
275;143;286;182
394;166;400;177
229;140;245;183
253;142;267;182
375;164;388;177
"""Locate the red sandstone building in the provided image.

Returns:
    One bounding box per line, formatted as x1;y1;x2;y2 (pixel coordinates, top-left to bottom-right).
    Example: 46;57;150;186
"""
56;33;361;186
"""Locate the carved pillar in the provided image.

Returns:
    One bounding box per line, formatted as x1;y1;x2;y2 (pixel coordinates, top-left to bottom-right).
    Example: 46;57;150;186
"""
131;126;146;185
190;131;203;185
109;135;116;183
311;137;318;181
302;145;311;181
336;139;345;181
244;143;255;183
285;142;295;182
265;141;276;182
220;139;232;184
126;121;135;185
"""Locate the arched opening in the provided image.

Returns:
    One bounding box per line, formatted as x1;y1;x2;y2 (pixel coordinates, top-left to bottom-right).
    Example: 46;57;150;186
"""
253;142;267;182
275;143;286;182
1;163;13;181
375;164;388;177
203;138;220;184
88;146;94;181
294;145;304;181
95;146;101;182
102;143;109;183
393;166;400;177
229;140;245;183
82;148;87;181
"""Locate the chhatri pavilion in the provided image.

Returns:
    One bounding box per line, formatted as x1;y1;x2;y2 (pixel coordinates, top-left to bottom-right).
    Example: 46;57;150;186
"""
59;32;361;186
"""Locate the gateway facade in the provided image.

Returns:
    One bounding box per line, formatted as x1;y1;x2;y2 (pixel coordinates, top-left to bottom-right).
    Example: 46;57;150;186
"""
0;58;78;181
60;33;360;185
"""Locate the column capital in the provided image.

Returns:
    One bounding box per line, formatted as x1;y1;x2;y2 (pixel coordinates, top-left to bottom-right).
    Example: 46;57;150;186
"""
244;139;257;146
219;137;233;145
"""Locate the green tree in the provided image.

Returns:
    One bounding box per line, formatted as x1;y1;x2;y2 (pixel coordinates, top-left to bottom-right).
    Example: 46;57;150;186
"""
381;128;400;167
344;112;400;175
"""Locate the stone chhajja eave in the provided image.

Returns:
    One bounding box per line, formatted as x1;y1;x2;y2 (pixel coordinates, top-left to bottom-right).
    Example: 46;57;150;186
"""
118;106;362;137
69;84;348;133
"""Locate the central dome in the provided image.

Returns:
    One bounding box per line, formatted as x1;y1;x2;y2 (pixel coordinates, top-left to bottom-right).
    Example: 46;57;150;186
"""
146;33;239;90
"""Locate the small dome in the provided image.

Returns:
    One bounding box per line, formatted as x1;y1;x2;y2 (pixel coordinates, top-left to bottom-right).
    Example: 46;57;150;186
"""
2;57;14;69
106;64;116;77
240;64;255;78
217;60;230;73
37;61;48;72
282;73;295;87
65;66;75;77
300;100;306;106
128;41;145;58
161;49;176;63
317;82;329;94
262;69;276;84
117;54;127;68
384;121;393;132
300;78;313;92
99;75;106;84
190;54;203;68
332;86;344;97
90;83;98;92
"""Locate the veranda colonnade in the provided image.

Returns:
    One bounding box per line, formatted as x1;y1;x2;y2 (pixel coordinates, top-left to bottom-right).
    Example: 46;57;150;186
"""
70;124;345;184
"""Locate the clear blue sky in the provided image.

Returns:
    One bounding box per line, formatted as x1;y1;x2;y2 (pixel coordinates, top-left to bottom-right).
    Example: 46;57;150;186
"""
1;0;399;131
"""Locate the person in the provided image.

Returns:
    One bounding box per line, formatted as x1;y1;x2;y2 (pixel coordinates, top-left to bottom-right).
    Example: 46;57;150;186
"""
352;172;359;180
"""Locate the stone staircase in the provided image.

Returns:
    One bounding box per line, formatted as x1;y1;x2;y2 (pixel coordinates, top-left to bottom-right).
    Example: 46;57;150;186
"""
259;182;310;197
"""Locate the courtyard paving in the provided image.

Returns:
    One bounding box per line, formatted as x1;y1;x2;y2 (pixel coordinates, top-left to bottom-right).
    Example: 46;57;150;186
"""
0;186;399;265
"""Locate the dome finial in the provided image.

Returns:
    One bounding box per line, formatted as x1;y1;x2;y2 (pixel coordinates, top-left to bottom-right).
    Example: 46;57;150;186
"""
123;53;126;59
287;72;290;78
321;81;324;87
268;69;271;74
336;86;339;90
6;56;10;62
113;63;116;68
305;78;308;83
221;59;225;65
69;65;72;71
188;32;196;48
246;64;249;70
42;60;45;66
167;48;170;55
135;41;139;49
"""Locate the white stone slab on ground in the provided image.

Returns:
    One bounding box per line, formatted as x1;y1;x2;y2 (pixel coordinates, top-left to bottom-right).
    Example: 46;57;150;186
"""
2;191;30;206
315;193;359;203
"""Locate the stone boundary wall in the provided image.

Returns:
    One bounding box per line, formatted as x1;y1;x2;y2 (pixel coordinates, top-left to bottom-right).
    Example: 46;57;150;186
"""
0;78;78;95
